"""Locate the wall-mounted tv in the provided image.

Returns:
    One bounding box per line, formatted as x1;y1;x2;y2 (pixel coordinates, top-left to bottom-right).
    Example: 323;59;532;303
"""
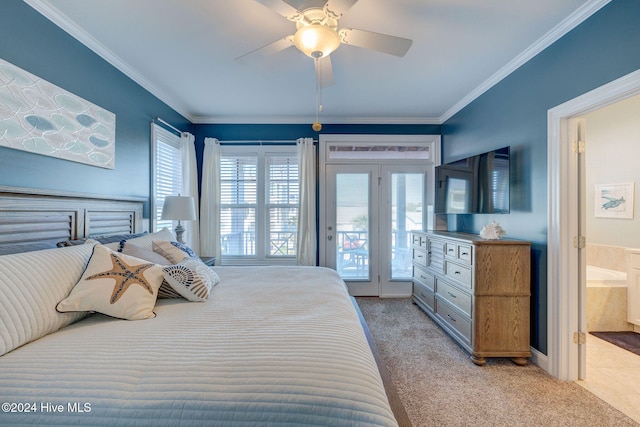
434;146;510;214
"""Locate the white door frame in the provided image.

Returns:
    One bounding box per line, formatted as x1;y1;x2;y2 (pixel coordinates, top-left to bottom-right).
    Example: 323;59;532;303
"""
547;69;640;380
318;134;441;296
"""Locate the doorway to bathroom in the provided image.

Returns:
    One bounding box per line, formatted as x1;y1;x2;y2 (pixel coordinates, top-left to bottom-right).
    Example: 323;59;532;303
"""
547;69;640;423
576;93;640;423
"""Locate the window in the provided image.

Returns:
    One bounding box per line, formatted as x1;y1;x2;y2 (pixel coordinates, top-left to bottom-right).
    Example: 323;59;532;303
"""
220;146;298;264
151;124;182;232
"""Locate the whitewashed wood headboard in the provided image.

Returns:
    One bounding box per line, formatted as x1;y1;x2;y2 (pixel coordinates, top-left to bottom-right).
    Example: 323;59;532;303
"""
0;186;145;254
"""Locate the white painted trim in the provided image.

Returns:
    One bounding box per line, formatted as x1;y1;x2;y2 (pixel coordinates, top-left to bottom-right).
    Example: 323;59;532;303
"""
547;69;640;380
190;115;441;125
440;0;611;123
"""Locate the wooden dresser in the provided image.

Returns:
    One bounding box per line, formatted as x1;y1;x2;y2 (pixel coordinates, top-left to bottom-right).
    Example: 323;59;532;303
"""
411;230;531;366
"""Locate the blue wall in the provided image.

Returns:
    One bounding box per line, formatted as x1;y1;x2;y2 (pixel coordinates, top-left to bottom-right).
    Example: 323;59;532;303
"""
193;123;441;189
0;0;190;217
441;0;640;353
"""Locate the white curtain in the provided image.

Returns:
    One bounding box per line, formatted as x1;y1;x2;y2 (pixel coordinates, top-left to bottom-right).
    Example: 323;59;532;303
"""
200;137;221;259
296;137;317;265
181;132;200;253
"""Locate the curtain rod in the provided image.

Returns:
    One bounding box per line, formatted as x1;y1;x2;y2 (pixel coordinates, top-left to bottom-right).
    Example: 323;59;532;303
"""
154;117;184;135
218;139;317;145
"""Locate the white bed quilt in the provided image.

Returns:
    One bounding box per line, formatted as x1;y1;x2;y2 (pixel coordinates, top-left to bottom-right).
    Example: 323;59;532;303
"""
0;266;397;426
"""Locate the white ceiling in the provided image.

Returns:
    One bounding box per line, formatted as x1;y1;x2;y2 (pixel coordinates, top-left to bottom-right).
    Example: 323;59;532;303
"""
26;0;606;124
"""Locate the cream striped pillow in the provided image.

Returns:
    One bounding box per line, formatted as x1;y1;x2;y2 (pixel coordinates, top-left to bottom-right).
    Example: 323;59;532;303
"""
0;244;95;356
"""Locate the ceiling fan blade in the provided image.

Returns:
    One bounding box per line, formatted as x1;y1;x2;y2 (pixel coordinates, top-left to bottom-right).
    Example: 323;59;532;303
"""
235;36;294;63
315;56;334;89
324;0;358;19
254;0;303;21
339;28;413;57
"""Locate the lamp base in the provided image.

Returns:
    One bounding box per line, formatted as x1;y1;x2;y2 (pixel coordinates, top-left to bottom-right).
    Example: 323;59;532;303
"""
174;222;185;244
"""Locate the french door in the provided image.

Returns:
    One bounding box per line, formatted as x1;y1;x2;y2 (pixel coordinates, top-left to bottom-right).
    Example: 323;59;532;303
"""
324;163;430;296
319;135;440;297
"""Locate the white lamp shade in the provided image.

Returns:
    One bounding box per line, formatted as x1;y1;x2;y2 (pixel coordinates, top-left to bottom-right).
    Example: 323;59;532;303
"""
161;196;197;221
293;24;341;58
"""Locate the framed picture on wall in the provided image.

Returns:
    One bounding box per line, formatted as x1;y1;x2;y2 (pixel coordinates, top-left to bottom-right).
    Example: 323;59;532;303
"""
594;182;635;219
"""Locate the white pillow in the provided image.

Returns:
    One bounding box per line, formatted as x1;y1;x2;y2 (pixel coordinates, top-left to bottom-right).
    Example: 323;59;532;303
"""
121;228;175;252
57;245;164;320
162;258;220;302
121;242;172;265
0;243;96;356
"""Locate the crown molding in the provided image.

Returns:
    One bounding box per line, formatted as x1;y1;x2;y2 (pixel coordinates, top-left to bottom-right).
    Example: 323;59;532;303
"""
24;0;194;122
190;115;441;125
439;0;611;124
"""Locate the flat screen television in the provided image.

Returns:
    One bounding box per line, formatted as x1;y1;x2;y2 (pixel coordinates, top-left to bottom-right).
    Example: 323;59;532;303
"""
434;146;510;214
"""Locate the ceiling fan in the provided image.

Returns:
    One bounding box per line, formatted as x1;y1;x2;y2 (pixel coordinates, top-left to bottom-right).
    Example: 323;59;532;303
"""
237;0;413;89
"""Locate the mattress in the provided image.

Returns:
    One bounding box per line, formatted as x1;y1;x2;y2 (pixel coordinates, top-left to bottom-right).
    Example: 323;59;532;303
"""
0;266;397;426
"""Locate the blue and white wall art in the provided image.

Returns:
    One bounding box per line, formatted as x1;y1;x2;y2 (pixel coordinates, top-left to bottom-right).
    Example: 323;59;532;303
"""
0;58;115;169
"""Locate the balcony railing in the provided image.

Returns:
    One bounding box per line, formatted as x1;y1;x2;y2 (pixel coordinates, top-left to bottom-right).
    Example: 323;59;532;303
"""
221;231;296;257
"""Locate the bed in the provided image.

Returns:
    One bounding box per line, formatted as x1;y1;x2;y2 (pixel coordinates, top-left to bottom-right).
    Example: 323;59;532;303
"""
0;187;403;426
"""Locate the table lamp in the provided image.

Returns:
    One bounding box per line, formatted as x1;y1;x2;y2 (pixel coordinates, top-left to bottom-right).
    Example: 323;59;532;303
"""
161;195;196;243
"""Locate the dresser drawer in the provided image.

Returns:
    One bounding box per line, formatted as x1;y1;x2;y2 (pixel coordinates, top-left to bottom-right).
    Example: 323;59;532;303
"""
437;279;472;317
412;233;427;249
444;261;472;289
412;248;428;267
413;265;435;292
436;298;472;345
445;242;457;258
457;244;472;264
413;281;435;312
445;242;472;264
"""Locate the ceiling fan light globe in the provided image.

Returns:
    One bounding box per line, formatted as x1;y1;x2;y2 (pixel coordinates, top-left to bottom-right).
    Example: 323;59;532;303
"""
294;24;340;58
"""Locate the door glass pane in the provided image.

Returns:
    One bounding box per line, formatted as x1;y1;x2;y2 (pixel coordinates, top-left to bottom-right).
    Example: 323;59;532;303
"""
336;173;369;279
391;173;424;279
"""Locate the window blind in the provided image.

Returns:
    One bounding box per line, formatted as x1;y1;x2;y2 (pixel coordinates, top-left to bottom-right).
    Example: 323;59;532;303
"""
152;124;182;232
218;146;298;262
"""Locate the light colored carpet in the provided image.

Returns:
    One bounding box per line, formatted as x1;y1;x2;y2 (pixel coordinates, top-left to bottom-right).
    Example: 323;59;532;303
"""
357;297;638;427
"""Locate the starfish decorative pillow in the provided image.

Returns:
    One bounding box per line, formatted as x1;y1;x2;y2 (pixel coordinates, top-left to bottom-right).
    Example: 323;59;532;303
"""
57;244;164;320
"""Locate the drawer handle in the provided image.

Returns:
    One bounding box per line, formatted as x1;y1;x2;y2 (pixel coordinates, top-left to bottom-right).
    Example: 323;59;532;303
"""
447;291;457;298
461;251;469;256
446;314;456;322
454;271;461;275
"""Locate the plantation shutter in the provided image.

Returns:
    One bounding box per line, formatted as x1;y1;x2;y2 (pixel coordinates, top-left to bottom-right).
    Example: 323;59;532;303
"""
152;124;182;232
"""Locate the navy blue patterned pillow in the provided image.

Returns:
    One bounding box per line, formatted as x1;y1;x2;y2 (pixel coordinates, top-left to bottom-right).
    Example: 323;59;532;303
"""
171;241;197;258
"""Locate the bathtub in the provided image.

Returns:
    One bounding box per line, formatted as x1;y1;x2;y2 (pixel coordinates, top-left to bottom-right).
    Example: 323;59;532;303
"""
586;265;631;332
586;265;627;287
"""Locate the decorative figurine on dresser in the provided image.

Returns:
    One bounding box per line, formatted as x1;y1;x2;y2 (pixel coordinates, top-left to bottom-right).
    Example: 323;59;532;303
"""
411;230;531;366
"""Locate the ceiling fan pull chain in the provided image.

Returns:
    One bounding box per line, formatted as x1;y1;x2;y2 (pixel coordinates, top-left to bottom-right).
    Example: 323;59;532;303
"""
313;57;323;132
